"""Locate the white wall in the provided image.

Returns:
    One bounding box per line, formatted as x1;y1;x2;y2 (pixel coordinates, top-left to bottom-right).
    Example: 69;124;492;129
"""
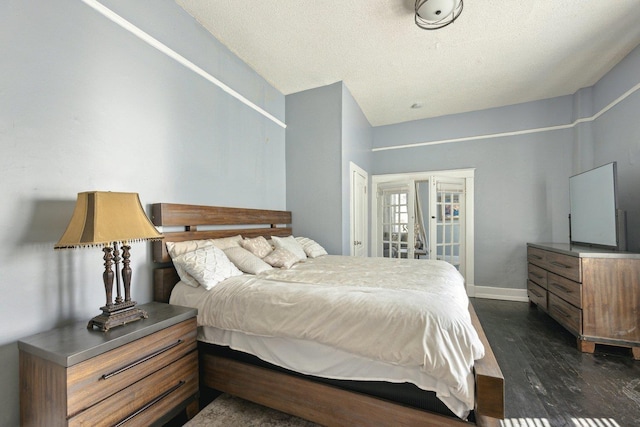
0;1;285;425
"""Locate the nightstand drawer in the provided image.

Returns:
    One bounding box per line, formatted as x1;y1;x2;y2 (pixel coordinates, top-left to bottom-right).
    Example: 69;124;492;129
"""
67;318;196;417
69;351;198;427
548;293;581;335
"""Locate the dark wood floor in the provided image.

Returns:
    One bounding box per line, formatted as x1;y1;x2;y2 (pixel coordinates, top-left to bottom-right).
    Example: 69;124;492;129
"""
472;298;640;427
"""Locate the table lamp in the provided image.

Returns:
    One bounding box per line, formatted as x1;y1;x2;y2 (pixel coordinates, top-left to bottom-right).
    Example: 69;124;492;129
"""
55;191;163;331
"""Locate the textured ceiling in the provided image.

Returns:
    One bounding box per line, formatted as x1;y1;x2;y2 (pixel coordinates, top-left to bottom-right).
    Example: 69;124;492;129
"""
176;0;640;126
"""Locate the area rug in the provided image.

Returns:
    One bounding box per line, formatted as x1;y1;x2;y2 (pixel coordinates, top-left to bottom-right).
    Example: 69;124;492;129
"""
184;393;321;427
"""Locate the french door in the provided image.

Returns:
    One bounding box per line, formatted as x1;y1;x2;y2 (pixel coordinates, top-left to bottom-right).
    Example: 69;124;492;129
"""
372;169;474;291
430;178;465;273
380;184;415;258
375;176;467;275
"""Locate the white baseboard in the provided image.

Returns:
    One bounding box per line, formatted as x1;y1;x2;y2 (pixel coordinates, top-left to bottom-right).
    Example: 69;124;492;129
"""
467;284;529;302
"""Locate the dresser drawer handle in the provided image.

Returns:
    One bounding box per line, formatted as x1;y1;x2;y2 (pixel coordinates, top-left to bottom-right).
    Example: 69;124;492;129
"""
550;261;571;269
101;339;183;380
528;254;543;260
530;272;544;280
552;284;573;294
114;380;185;427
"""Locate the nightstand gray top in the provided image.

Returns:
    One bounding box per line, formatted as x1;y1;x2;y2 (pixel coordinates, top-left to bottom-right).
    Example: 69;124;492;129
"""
18;302;197;367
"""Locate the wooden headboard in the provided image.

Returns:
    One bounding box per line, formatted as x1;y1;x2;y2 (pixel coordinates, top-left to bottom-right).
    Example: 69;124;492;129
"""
150;203;292;302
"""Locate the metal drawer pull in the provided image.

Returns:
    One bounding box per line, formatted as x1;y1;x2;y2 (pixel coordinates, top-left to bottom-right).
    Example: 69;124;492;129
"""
528;255;543;260
101;339;183;380
530;273;544;280
552;284;572;293
550;261;571;269
114;380;185;427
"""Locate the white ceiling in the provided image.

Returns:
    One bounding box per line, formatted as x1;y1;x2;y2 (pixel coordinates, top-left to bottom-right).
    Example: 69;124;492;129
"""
176;0;640;127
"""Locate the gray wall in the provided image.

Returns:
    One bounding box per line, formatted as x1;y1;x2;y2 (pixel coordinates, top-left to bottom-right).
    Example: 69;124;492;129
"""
591;44;640;252
286;82;373;255
372;44;640;288
286;83;343;254
0;1;285;425
341;84;373;254
373;110;573;290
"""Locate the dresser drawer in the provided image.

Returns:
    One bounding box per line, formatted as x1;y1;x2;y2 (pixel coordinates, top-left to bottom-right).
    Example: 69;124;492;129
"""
527;247;548;268
69;351;198;427
548;273;582;308
527;263;548;288
548;293;581;335
67;318;197;417
545;251;581;282
527;280;547;309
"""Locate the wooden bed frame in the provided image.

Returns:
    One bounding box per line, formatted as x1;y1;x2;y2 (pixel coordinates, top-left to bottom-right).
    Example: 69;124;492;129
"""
150;203;504;426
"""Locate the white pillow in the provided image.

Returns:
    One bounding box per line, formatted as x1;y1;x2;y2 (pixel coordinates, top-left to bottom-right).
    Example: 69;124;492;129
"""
295;237;328;258
223;246;272;275
240;236;273;258
263;247;299;269
172;245;242;290
272;235;307;262
210;235;243;250
166;239;216;288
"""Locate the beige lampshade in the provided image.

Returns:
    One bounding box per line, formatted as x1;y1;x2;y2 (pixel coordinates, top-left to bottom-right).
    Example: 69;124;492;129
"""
55;191;163;248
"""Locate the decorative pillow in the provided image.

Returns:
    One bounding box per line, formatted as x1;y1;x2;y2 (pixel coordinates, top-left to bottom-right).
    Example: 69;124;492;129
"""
263;247;299;269
172;245;242;290
210;235;243;250
295;237;329;258
223;246;272;275
166;239;216;287
272;235;307;262
240;236;273;258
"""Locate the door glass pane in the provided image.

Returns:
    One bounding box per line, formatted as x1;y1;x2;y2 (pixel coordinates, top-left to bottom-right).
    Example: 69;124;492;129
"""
434;181;463;270
381;189;409;258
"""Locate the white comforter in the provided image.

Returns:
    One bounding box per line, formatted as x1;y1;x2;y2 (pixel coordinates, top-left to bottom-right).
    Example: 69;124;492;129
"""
189;255;484;412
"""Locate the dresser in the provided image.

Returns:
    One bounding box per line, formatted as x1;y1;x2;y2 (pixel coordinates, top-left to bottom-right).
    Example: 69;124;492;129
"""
527;243;640;359
19;302;199;426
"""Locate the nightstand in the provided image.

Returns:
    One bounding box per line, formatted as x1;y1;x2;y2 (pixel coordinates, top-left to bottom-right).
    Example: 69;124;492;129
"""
19;302;198;427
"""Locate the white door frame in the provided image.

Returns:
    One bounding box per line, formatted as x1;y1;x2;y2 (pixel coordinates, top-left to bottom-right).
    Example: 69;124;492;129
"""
372;168;475;295
349;162;368;256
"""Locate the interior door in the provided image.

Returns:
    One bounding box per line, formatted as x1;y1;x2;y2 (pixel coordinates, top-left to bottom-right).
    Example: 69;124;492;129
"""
350;163;368;257
379;183;415;259
429;177;465;273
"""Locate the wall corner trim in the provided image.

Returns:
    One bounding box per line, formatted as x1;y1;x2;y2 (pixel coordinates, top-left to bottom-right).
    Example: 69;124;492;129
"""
373;80;640;152
81;0;286;129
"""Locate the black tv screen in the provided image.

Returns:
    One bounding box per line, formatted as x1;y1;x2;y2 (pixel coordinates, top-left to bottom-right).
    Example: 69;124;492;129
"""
569;162;618;248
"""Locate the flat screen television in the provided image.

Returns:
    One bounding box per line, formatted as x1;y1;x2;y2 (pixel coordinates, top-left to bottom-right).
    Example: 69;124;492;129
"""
569;162;625;250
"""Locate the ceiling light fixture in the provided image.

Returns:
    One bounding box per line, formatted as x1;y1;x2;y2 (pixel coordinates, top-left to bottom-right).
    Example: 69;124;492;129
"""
415;0;463;30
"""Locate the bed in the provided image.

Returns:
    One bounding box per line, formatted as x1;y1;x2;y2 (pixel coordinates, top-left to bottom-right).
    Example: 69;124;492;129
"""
150;203;504;426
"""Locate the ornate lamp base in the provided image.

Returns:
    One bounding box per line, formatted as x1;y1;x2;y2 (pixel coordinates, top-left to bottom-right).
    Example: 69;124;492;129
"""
88;301;148;332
